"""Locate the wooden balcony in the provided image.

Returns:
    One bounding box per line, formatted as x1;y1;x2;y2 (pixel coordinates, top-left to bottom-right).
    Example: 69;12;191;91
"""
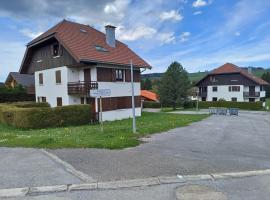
198;92;207;97
68;81;98;95
243;91;260;97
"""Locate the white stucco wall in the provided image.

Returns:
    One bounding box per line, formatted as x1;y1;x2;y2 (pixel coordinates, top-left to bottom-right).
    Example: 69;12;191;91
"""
102;108;141;121
35;66;69;107
207;85;244;102
35;65;142;121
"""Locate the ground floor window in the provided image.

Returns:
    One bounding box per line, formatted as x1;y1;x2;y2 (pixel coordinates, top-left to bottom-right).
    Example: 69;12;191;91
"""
41;97;46;103
249;98;255;102
231;97;237;102
212;97;217;101
202;97;206;101
57;97;62;106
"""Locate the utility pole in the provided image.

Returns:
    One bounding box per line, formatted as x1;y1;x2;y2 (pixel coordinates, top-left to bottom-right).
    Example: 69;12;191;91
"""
130;59;136;133
196;88;199;112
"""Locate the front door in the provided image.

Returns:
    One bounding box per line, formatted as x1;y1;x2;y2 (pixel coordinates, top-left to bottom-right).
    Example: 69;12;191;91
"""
84;68;91;82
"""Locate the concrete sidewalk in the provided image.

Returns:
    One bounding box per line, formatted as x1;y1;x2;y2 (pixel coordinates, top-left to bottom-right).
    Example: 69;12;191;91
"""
0;148;83;189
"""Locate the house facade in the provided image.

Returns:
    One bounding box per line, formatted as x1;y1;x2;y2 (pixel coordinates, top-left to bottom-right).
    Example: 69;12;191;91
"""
19;20;151;121
196;63;268;102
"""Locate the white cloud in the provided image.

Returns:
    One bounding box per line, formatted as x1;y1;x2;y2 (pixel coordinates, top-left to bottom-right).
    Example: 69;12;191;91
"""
117;24;157;41
159;10;183;22
234;32;241;36
157;32;176;44
192;0;207;8
19;29;43;39
117;25;176;45
179;32;191;42
193;11;202;15
104;0;130;20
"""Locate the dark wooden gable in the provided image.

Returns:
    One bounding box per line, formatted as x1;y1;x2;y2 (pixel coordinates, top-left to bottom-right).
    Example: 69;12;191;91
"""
20;38;78;74
196;73;258;87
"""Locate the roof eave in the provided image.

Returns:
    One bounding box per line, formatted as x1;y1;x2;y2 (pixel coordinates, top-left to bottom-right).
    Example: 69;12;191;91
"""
80;59;151;69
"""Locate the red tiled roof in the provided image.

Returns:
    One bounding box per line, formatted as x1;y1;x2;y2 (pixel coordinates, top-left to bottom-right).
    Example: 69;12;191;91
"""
27;20;151;68
141;90;158;102
209;63;269;85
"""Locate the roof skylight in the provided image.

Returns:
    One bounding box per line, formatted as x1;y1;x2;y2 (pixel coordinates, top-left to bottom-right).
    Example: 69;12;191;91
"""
95;45;108;52
80;29;87;33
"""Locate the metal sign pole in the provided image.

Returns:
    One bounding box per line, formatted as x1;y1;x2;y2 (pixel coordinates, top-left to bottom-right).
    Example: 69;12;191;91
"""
130;59;136;133
99;96;103;132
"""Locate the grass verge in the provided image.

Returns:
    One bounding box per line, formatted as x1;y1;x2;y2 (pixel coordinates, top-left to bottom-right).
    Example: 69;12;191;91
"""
0;112;208;149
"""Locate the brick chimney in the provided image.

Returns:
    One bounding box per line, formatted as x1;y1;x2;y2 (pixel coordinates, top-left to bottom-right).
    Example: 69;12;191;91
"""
105;25;116;48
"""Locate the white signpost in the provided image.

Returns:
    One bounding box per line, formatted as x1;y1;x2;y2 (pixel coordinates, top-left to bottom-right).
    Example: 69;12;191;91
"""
90;89;111;131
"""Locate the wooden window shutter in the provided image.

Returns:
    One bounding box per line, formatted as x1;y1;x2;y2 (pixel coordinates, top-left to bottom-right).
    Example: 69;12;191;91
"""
125;69;131;82
59;45;63;56
50;45;54;56
111;68;116;82
39;73;43;85
134;70;140;82
55;70;61;84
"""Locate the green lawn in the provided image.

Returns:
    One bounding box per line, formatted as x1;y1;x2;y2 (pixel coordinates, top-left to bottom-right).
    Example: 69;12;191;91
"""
0;112;208;149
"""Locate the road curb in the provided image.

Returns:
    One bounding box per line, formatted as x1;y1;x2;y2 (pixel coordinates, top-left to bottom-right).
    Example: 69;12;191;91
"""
1;169;270;198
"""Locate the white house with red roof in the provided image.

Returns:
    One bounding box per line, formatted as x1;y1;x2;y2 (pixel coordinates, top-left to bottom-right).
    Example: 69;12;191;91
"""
195;63;269;102
19;20;151;121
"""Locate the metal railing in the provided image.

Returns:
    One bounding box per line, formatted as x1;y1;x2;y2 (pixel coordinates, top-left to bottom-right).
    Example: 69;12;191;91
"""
243;91;260;97
68;81;98;95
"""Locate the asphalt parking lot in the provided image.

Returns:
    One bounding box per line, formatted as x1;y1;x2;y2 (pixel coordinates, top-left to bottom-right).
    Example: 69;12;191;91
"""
51;111;270;181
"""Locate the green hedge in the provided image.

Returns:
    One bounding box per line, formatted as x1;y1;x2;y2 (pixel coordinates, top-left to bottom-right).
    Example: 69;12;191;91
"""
197;101;263;110
143;101;161;108
10;102;50;108
0;93;35;103
0;104;91;129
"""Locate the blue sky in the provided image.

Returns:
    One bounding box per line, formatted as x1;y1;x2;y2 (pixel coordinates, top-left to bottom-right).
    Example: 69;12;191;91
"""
1;0;270;81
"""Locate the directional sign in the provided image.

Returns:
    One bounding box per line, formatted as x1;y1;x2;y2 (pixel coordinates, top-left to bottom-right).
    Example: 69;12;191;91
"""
90;89;111;97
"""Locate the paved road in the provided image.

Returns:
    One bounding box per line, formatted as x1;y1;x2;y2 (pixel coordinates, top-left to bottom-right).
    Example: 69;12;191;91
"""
7;174;270;200
0;148;82;189
51;111;270;182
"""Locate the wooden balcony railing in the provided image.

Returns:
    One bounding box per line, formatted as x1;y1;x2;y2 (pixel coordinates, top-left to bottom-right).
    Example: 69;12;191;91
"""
68;81;98;95
243;91;260;97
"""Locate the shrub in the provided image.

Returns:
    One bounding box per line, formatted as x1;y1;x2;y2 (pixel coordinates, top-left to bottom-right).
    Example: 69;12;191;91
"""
183;100;196;108
143;101;161;108
197;101;263;110
0;93;35;103
53;105;91;126
11;102;50;108
0;104;91;129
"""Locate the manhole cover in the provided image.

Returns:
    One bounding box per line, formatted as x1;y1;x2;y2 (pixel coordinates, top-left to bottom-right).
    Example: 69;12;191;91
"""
175;185;227;200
